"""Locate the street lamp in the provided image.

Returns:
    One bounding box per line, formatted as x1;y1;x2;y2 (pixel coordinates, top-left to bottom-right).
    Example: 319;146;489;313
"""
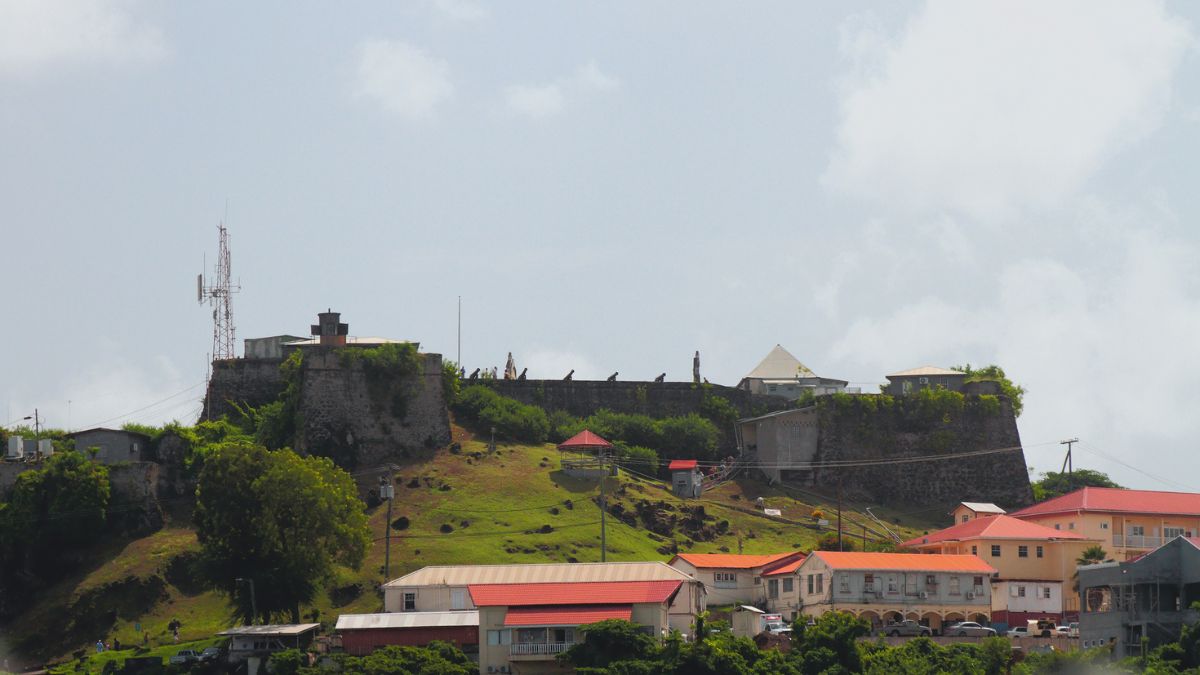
235;577;257;625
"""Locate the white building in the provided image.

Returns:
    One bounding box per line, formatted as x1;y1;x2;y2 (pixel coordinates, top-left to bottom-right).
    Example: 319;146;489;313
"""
736;345;849;400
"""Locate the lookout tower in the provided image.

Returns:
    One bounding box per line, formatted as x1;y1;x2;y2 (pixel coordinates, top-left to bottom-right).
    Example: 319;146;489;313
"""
311;309;349;346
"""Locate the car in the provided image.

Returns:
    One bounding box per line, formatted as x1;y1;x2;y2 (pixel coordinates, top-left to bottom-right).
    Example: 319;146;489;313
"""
948;621;997;637
1007;626;1029;638
1027;618;1058;638
881;620;932;637
1054;626;1072;637
199;646;223;663
1067;622;1080;638
169;649;202;665
765;622;793;635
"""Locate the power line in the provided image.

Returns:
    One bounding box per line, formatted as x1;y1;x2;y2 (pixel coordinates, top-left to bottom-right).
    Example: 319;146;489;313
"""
1075;441;1197;492
76;381;206;430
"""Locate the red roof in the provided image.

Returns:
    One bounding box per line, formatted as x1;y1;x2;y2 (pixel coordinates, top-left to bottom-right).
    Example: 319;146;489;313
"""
668;460;698;471
672;552;801;570
811;551;996;574
468;580;681;607
900;515;1088;548
1009;487;1200;518
504;605;632;626
762;555;808;577
557;429;613;450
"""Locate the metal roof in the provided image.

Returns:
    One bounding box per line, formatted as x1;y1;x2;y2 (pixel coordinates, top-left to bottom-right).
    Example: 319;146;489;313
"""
216;623;321;637
672;552;801;570
385;561;692;588
959;502;1006;514
335;611;479;631
668;460;698;471
809;552;996;574
744;345;817;380
557;429;613;450
886;366;964;377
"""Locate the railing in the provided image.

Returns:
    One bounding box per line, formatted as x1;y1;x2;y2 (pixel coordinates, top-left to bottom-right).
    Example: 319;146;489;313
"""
510;642;574;657
1113;535;1162;549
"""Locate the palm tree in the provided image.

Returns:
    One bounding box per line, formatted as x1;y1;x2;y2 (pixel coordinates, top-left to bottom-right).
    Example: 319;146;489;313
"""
1076;545;1111;569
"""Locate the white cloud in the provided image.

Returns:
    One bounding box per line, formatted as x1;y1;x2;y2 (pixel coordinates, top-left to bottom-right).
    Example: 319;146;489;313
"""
0;0;167;77
431;0;488;23
503;61;620;119
517;348;602;381
353;39;454;119
823;1;1193;219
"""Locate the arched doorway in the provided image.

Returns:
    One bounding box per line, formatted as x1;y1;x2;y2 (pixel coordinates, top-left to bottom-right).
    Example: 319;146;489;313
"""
882;610;903;625
858;610;881;632
921;611;943;635
969;613;989;625
944;611;965;631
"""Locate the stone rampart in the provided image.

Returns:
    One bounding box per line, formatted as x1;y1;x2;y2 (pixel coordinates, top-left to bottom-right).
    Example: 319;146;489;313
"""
480;379;790;420
201;357;286;421
0;460;163;530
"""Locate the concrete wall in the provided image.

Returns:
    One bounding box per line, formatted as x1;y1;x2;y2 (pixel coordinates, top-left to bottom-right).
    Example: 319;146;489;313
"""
203;357;289;420
0;459;163;530
740;408;820;484
70;429;150;465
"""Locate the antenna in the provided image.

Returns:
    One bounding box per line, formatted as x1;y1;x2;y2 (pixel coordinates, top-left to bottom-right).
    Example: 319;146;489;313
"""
198;221;240;361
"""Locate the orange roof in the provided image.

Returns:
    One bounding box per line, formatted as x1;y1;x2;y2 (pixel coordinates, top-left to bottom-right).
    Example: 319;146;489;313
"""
762;555;807;576
672;552;801;570
900;515;1088;548
1009;487;1200;518
557;429;613;450
504;605;632;626
811;551;995;574
668;459;698;471
468;580;681;607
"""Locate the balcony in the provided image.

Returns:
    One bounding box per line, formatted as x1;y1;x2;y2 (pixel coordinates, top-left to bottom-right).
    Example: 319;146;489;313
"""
509;642;574;659
1113;535;1162;549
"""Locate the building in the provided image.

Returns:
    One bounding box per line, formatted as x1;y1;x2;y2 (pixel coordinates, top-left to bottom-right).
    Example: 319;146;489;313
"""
66;427;151;465
243;335;307;360
668;460;703;498
216;624;321;672
1009;487;1200;561
737;408;819;485
668;552;805;609
795;551;996;634
882;366;966;396
1078;536;1200;657
951;502;1006;524
335;611;479;657
736;345;848;400
901;514;1099;627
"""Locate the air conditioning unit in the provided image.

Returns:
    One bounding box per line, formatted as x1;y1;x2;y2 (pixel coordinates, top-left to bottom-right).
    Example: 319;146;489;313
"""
919;377;930;384
919;591;928;599
966;592;975;599
875;591;884;598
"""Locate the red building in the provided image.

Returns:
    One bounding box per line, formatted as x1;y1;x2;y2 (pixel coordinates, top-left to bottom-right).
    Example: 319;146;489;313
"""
335;610;479;657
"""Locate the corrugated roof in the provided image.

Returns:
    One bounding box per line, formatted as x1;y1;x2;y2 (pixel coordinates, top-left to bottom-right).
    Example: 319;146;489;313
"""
1009;487;1200;518
385;561;691;588
668;460;698;471
672;552;800;570
469;580;682;607
811;552;996;574
886;366;964;377
217;623;321;637
745;345;817;380
504;605;632;626
959;502;1006;514
762;555;808;576
900;515;1089;548
557;429;613;450
335;611;479;631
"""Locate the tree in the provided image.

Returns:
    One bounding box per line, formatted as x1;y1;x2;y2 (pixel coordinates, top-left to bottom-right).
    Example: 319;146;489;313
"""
1032;469;1123;501
1076;545;1111;569
951;364;1026;416
194;443;369;623
561;619;661;669
816;532;856;552
792;611;870;674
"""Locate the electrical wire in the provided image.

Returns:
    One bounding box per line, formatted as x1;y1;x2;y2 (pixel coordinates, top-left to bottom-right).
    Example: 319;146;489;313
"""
76;381;207;430
1075;441;1197;492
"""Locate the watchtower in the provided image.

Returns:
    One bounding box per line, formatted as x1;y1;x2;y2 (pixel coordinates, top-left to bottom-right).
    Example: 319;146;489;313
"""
311;309;349;346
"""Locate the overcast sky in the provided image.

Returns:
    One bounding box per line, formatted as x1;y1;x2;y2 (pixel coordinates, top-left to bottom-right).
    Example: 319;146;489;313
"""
2;1;1198;491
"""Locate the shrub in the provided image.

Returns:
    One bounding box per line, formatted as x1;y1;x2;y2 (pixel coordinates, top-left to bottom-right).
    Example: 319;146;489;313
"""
616;444;660;475
655;413;719;461
454;386;550;444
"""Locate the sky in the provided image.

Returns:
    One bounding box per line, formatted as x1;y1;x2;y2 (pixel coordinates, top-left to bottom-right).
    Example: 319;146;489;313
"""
1;0;1198;491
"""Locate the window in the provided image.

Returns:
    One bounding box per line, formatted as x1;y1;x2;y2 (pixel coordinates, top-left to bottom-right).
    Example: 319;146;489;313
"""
905;573;918;596
816;574;824;594
517;628;547;644
1017;585;1026;598
991;545;1001;557
1036;546;1044;559
838;574;849;594
1043;587;1052;599
551;628;575;644
754;576;762;585
1069;523;1075;530
768;579;779;599
450;588;468;610
962;515;970;523
864;574;875;592
1018;545;1028;558
1130;525;1145;537
714;572;737;588
971;545;978;555
887;576;899;594
1101;522;1109;530
783;578;795;593
807;574;814;594
487;630;512;645
403;591;416;611
1165;527;1185;540
1054;524;1061;530
973;576;985;593
949;577;961;595
925;575;936;586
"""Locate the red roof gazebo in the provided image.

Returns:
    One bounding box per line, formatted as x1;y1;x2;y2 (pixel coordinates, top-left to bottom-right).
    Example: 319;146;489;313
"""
557;429;613;477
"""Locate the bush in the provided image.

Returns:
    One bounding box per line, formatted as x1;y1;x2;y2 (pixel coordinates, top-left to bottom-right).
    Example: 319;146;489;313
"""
454;386;550;443
656;413;719;461
616;444;659;475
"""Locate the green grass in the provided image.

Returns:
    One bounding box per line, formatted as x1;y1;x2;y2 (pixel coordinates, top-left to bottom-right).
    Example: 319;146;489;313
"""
47;637;225;675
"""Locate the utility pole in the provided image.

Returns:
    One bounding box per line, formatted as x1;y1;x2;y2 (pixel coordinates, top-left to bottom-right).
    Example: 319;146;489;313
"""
861;523;868;551
381;469;396;581
1060;438;1079;480
599;450;608;563
457;296;462;367
837;478;844;552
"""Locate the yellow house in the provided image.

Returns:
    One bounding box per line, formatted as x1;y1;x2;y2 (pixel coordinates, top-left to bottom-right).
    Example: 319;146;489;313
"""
901;514;1099;625
1008;487;1200;561
950;502;1006;524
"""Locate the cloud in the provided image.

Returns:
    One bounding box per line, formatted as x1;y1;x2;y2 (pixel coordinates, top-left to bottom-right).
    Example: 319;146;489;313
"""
431;0;488;23
516;348;602;381
503;61;620;119
353;39;454;119
823;1;1193;219
0;0;167;77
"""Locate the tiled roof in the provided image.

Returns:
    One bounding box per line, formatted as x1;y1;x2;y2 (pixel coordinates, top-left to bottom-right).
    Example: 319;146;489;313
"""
1009;487;1200;518
557;429;613;449
886;366;964;377
385;561;690;587
468;580;682;607
672;552;800;570
668;460;698;471
503;605;632;626
900;515;1088;548
811;551;996;574
762;555;807;576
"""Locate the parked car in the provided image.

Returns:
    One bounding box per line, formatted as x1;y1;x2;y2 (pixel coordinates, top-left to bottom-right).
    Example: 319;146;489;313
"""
1027;618;1058;638
1067;622;1080;638
169;650;202;665
765;622;793;635
881;620;932;637
948;621;997;637
1054;626;1072;637
1007;626;1029;638
199;646;223;663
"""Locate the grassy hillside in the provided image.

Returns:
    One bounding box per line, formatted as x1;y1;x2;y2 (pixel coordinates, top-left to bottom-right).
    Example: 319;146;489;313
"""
4;426;939;671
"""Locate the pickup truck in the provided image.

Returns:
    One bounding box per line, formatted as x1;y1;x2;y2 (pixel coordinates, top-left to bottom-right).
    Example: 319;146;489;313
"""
880;620;932;637
169;650;202;665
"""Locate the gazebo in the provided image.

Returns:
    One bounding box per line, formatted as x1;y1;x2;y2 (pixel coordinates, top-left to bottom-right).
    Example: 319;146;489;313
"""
557;429;614;478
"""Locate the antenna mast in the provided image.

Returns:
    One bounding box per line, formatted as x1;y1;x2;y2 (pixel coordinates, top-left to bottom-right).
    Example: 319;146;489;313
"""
198;222;240;361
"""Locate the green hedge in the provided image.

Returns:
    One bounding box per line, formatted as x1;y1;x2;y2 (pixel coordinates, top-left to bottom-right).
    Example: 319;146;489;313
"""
454;386;550;444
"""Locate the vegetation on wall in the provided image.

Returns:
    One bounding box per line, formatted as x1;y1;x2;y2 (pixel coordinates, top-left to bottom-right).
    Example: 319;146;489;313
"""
952;363;1026;417
454;385;551;443
550;408;721;463
338;343;422;419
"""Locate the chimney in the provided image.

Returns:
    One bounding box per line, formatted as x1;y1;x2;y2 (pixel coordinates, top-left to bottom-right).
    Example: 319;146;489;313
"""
310;309;349;346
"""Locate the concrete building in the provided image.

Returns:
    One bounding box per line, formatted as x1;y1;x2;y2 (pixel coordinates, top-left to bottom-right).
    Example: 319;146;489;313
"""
951;502;1006;524
66;428;151;465
882;366;967;396
737;408;818;485
1078;536;1200;657
668;460;703;498
736;345;848;400
215;624;321;673
335;611;479;657
243;335;307;360
901;514;1098;628
796;552;996;634
668;552;805;610
1009;487;1200;561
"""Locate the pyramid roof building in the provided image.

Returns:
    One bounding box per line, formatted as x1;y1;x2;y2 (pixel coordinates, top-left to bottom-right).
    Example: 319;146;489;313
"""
745;345;818;380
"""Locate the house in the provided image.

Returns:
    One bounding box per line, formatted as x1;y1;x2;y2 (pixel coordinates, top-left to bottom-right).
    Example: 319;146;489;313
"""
216;624;321;671
335;611;479;657
243;335;307;360
736;345;848;400
900;514;1099;627
882;366;966;396
66;427;151;465
951;502;1006;524
1078;536;1200;657
1008;487;1200;561
795;551;996;634
737;408;819;485
668;552;805;610
668;460;703;498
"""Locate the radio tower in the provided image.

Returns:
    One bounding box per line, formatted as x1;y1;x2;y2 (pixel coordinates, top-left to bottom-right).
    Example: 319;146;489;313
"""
197;222;240;360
